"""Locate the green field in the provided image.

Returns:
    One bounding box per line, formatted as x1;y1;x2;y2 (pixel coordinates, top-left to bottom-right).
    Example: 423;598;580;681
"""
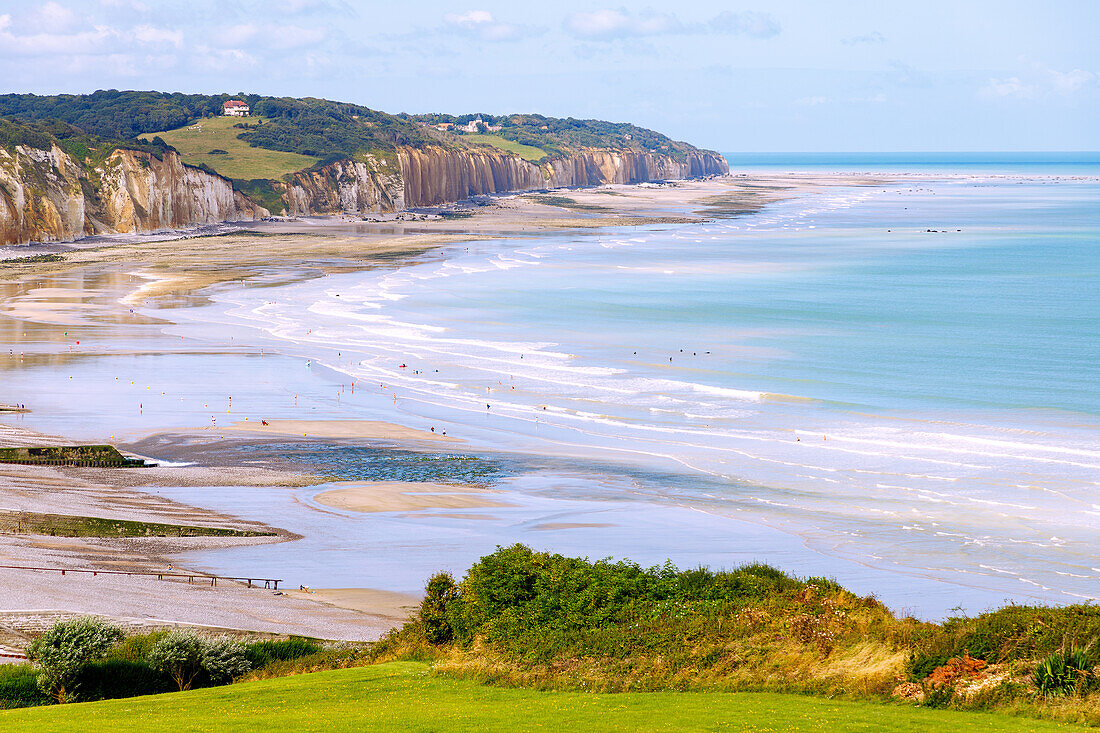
461;133;547;162
0;662;1085;732
140;116;319;180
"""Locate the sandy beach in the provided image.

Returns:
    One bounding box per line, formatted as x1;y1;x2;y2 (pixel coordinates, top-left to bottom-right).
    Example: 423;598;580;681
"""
221;419;457;443
313;481;511;513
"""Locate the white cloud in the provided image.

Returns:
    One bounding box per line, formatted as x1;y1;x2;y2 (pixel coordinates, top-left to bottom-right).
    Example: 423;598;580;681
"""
794;95;830;106
269;0;353;16
269;25;326;50
1047;68;1095;94
843;31;885;45
980;66;1096;100
563;8;780;41
445;10;494;26
0;25;119;57
980;77;1035;99
565;9;680;39
442;10;530;41
709;11;781;39
33;2;80;32
0;14;10;32
190;45;259;72
214;23;259;46
134;25;183;48
99;0;150;11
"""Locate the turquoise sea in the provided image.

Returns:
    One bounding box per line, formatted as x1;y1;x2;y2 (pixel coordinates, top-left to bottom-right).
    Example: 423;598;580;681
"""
2;157;1097;618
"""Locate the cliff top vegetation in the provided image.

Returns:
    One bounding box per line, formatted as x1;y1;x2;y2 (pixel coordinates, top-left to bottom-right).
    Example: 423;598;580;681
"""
408;111;704;161
0;117;172;166
0;91;718;168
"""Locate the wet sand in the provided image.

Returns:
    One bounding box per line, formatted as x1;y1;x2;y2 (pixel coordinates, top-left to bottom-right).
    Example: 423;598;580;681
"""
313;481;511;513
221;419;457;443
282;587;420;619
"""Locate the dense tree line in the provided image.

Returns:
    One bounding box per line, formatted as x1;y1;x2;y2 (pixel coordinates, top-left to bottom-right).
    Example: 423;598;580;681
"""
0;91;236;139
240;97;431;157
0;91;431;159
405;111;699;159
0;117;172;162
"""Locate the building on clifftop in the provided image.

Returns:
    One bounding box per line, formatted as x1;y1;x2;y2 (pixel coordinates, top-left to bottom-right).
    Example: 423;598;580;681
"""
223;100;250;117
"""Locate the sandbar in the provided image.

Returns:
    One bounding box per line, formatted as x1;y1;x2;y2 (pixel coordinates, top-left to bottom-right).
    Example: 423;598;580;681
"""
221;419;457;443
313;481;511;513
283;587;421;621
530;522;616;531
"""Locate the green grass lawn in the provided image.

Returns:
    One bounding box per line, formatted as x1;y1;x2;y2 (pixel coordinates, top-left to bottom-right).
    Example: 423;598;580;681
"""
461;133;547;162
140;116;319;181
0;662;1087;732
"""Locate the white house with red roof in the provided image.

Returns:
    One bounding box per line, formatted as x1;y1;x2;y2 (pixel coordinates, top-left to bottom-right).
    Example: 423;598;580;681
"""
222;100;250;117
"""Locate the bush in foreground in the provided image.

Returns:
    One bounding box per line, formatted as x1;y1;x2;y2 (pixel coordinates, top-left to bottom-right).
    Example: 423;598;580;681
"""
0;665;48;709
370;544;1100;727
147;630;251;691
25;617;124;703
244;637;324;669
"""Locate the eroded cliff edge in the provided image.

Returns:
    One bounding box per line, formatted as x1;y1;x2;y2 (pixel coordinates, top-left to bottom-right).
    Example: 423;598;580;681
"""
0;145;267;246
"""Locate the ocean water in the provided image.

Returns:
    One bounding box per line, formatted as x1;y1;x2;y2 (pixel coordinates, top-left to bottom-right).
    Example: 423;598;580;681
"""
724;151;1100;174
161;172;1099;611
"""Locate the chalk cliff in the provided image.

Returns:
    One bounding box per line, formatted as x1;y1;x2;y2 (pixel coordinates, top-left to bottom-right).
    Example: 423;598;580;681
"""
0;145;267;246
1;140;727;244
282;155;405;216
285;145;729;214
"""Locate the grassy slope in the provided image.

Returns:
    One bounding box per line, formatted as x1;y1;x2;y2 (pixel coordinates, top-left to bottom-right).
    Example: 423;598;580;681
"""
460;133;547;162
0;663;1086;733
139;116;319;180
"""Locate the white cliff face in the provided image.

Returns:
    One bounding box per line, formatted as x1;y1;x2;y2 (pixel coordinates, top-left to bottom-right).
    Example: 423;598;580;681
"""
394;146;727;209
0;146;267;246
283;156;404;216
0;144;87;244
97;150;266;233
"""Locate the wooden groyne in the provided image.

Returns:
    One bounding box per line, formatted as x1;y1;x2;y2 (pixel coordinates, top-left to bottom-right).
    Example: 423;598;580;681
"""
0;564;283;590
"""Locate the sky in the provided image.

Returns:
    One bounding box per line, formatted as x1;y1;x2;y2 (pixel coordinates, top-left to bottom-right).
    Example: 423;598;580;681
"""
0;0;1097;152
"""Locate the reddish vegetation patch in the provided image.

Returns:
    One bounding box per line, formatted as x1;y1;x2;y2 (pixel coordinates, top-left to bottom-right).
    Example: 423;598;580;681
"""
928;653;987;688
892;681;924;702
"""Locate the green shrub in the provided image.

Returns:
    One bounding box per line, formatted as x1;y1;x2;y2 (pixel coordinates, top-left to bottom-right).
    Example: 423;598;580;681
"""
245;638;324;669
72;658;173;701
1034;648;1096;696
921;683;956;709
26;617;124;703
433;544;833;662
0;665;49;709
948;605;1100;663
200;638;251;685
420;572;459;644
147;630;251;691
907;652;952;681
108;631;170;662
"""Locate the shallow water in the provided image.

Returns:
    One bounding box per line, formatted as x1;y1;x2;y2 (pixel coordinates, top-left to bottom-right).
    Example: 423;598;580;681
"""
1;173;1096;618
184;176;1099;609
